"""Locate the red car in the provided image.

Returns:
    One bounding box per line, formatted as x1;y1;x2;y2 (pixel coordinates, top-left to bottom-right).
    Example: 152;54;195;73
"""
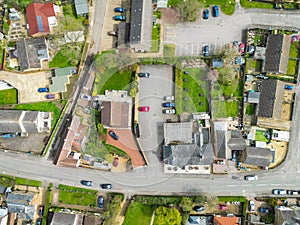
138;106;150;112
218;204;227;210
239;43;245;53
291;35;300;43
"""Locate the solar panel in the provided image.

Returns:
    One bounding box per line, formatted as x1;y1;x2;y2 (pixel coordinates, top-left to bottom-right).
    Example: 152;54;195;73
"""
36;16;44;32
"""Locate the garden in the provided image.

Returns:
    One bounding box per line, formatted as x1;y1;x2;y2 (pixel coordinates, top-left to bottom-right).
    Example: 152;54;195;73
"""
255;129;269;142
0;175;41;187
0;88;18;105
287;41;299;76
151;24;160;52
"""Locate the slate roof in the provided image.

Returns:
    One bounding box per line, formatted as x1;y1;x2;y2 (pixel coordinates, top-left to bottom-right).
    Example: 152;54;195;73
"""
26;3;55;36
275;206;300;225
117;22;130;48
0;110;39;133
215;130;227;159
7;204;35;220
243;147;272;167
263;34;291;74
258;79;284;119
51;212;82;225
16;37;49;71
100;101;129;128
0;184;6;194
75;0;89;15
248;92;260;104
227;137;246;151
6;192;34;205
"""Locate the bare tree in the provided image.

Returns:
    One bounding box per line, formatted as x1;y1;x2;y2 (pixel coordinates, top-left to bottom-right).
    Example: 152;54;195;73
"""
176;0;202;22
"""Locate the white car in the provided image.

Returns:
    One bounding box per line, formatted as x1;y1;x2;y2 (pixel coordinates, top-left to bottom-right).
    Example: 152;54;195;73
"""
244;175;258;181
163;109;175;114
249;200;255;212
164;96;174;101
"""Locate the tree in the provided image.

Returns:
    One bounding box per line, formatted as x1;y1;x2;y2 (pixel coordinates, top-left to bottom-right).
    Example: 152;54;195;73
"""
154;206;181;225
179;197;193;212
176;0;202;22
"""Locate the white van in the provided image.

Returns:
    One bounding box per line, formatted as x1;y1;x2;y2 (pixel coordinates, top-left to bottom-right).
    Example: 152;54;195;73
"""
244;175;258;181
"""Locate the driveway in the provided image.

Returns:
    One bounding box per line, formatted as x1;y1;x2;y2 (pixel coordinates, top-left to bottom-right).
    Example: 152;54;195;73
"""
0;71;51;103
164;7;300;56
137;65;175;175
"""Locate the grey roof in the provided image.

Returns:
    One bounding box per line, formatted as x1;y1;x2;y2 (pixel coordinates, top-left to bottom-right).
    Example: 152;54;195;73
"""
164;122;193;145
275;207;300;225
51;212;78;225
227;137;246;151
16;37;49;71
248;92;260;104
100;101;129;128
212;58;224;68
74;0;88;15
7;204;35;220
163;143;214;168
0;184;6;194
263;34;291;74
50;67;76;93
243;147;272;167
215;130;226;159
258;79;284;119
6;192;34;205
117;22;130;48
0;110;39;133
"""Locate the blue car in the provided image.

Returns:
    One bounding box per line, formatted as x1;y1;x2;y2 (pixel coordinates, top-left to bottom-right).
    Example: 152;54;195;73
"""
114;15;126;21
203;9;209;20
203;45;209;56
212;6;219;17
114;7;125;13
38;87;49;93
162;102;175;107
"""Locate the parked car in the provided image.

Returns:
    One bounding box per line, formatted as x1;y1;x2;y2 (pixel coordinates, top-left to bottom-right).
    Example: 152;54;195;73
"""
232;151;237;162
138;106;150;112
98;196;104;208
162;109;176;114
291;35;300;43
239;43;245;53
193;206;205;212
114;15;126;21
38;87;48;93
272;189;287;195
1;133;16;139
138;72;150;78
108;31;118;36
80;180;93;186
114;7;125;13
217;204;227;210
258;207;272;214
287;190;299;195
203;9;209;19
108;131;119;140
164;96;174;101
101;183;112;189
38;206;43;216
256;74;269;80
212;6;219;17
36;218;42;225
113;157;119;167
45;94;55;99
162;102;175;107
81;94;92;101
244;175;258;181
284;85;294;90
203;45;209;56
249;200;255;212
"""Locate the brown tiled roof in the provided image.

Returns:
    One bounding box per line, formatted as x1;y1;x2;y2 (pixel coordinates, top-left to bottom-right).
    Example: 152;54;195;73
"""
214;216;239;225
100;101;129;128
263;34;291;74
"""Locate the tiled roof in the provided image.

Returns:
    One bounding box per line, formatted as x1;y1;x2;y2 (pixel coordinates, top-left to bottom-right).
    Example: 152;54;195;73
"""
227;137;246;151
214;216;239;225
26;3;55;36
263;34;291;74
100;101;129;128
243;147;272;167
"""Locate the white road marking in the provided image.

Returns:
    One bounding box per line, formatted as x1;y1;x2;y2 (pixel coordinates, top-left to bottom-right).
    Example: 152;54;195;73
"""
271;184;281;186
256;184;267;186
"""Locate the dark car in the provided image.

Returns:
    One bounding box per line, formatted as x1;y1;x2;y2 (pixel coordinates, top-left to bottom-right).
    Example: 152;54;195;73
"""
38;87;49;93
36;218;42;225
101;183;112;189
45;94;55;99
114;7;125;13
212;6;219;17
80;180;93;186
272;189;287;195
203;45;209;56
162;102;175;107
38;206;43;216
98;196;104;208
138;72;151;78
108;131;119;140
114;15;126;21
203;9;209;19
193;205;205;212
258;207;272;214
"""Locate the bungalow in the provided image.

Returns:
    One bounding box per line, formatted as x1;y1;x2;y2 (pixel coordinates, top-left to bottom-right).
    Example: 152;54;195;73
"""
49;67;77;93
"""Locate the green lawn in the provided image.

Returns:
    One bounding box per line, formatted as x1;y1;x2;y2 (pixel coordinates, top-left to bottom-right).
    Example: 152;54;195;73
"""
255;130;269;142
123;202;155;225
99;69;134;94
0;88;18;104
164;44;175;57
58;184;98;193
240;0;274;8
214;101;239;118
151;24;160;52
287;60;297;75
49;51;76;68
14;102;63;129
15;177;41;187
204;0;236;15
179;68;209;114
246;104;255;115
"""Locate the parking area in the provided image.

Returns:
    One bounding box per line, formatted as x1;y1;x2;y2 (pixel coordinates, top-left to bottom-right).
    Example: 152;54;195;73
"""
137;65;176;173
0;71;52;103
100;0;130;51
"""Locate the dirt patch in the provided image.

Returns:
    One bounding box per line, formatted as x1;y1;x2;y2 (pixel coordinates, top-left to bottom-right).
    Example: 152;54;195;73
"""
160;8;180;25
269;141;288;168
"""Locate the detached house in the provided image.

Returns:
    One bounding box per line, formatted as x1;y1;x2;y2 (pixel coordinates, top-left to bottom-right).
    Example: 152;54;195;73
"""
26;2;59;37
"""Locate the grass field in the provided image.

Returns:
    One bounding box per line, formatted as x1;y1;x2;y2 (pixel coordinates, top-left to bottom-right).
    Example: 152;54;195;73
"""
0;88;18;104
15;177;41;187
151;24;160;52
123;202;155;225
255;129;269;142
204;0;235;15
214;101;239;118
240;0;274;8
14;102;62;129
163;44;175;57
49;51;75;68
246;104;255;115
99;69;133;94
